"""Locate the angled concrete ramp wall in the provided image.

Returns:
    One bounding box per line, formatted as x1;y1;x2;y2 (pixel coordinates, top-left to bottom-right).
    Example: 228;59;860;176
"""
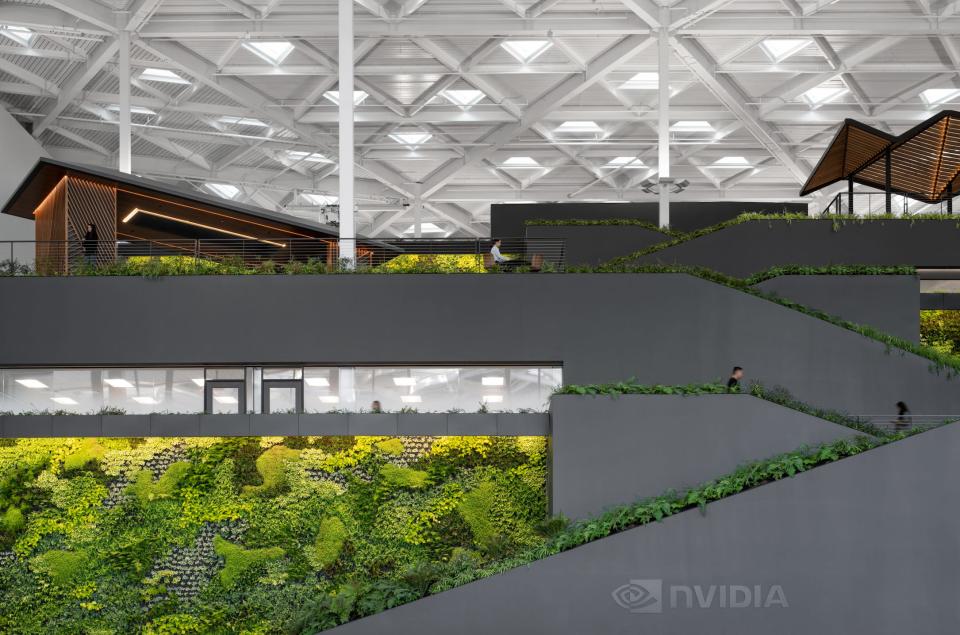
0;107;45;242
550;394;868;520
331;423;960;635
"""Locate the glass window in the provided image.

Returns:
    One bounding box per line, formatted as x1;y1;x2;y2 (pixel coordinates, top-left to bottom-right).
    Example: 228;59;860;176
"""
210;386;242;414
263;368;303;380
206;368;245;381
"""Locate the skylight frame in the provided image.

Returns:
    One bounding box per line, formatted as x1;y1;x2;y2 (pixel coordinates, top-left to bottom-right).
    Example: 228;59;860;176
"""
759;38;812;63
554;120;605;136
0;25;33;47
217;115;270;128
302;193;339;206
501;40;553;64
323;90;369;106
389;131;432;148
205;183;241;200
620;72;659;90
801;81;849;108
242;40;295;66
710;156;752;168
106;104;157;116
287;150;333;164
138;67;190;85
501;156;543;169
669;120;715;133
402;222;445;235
919;88;960;107
605;157;647;169
441;89;486;109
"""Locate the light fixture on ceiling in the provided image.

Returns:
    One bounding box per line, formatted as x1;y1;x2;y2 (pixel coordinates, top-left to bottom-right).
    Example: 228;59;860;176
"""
323;90;369;106
51;396;78;405
393;377;416;386
242;41;295;65
759;39;811;63
305;377;331;387
104;378;135;388
400;395;423;404
555;121;604;135
482;376;505;386
121;208;287;248
132;396;159;405
501;40;553;64
501;156;543;169
920;88;960;107
15;378;47;389
139;68;190;85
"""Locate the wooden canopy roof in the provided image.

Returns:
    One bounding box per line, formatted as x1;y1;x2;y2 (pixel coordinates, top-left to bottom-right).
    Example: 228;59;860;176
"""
801;110;960;203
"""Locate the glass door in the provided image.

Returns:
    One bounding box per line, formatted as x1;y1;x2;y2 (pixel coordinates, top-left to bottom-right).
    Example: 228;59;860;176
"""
205;380;246;414
263;379;303;414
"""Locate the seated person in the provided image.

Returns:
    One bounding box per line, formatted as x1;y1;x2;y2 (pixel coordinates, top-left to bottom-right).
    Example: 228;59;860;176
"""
490;239;527;268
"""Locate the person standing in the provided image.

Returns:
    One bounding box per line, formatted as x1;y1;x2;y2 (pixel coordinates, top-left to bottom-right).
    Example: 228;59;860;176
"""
895;401;912;431
727;366;744;392
82;222;99;267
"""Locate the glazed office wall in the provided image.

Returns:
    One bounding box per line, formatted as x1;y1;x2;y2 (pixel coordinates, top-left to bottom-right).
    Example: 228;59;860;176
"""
1;274;957;415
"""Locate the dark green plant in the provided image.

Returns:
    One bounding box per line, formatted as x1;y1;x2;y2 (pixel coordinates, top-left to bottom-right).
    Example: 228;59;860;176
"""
525;218;677;234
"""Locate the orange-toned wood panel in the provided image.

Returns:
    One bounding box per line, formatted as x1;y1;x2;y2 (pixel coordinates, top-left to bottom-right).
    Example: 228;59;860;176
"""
33;176;67;274
66;175;117;268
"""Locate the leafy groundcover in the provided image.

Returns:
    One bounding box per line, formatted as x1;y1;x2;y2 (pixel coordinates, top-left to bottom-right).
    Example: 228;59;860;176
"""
0;436;548;634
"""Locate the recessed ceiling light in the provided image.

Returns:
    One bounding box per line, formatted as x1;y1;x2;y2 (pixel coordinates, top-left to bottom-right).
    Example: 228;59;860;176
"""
287;150;333;164
502;156;542;168
51;397;78;405
920;88;960;107
402;222;445;235
16;378;47;389
242;41;295;65
106;104;157;116
620;72;659;90
191;378;205;387
802;81;848;108
555;121;604;135
606;157;647;168
501;40;553;64
482;376;505;386
482;395;504;403
217;115;269;128
393;377;416;386
319;395;340;403
759;39;811;63
441;89;485;109
323;90;369;106
139;67;190;85
670;120;715;133
132;396;159;405
0;25;33;47
104;378;134;388
389;132;432;147
303;193;338;206
205;183;241;199
400;395;422;403
305;377;330;387
711;156;751;168
213;395;237;405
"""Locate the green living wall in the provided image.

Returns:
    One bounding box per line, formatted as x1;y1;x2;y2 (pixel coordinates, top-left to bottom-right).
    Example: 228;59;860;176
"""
0;436;548;634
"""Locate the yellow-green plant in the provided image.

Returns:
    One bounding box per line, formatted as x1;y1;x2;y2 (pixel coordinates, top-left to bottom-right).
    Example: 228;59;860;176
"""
213;536;284;588
126;462;191;504
306;517;348;570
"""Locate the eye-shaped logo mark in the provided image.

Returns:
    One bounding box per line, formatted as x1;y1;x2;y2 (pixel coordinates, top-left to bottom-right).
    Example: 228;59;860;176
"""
612;579;663;613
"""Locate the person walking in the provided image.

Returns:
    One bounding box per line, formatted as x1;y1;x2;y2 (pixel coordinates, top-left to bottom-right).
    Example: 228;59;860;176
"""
82;222;99;267
727;366;744;392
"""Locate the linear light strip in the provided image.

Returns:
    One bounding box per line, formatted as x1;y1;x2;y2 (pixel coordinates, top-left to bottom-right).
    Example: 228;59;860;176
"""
122;208;287;248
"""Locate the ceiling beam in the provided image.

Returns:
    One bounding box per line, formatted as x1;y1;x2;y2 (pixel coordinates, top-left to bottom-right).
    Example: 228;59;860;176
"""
214;0;261;20
669;0;739;30
37;0;117;34
0;58;60;96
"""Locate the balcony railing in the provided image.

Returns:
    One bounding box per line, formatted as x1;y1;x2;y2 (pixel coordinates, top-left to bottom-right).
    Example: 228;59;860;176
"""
822;191;955;216
0;237;565;276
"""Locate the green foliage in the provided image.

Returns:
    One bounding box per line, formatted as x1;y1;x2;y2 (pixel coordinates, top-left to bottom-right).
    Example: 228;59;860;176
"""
31;549;87;585
143;613;210;634
748;382;885;437
306;517;347;570
380;464;429;489
126;462;191;504
62;439;107;472
555;380;729;396
213;536;285;588
243;445;301;495
525;218;676;233
744;264;916;285
458;481;497;546
0;506;24;535
920;310;960;357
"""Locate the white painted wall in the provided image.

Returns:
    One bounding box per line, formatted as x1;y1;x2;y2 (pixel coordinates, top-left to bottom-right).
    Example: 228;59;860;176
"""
0;108;46;242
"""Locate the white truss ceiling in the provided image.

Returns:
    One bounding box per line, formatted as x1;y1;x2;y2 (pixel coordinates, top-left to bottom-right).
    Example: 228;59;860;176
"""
0;0;957;236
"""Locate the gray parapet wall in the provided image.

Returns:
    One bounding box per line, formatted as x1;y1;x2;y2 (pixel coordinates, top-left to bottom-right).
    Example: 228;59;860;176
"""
525;225;669;267
331;422;960;635
549;394;868;520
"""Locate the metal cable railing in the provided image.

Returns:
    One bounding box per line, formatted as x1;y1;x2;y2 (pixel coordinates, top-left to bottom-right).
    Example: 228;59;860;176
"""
823;191;955;216
849;414;960;434
0;237;566;275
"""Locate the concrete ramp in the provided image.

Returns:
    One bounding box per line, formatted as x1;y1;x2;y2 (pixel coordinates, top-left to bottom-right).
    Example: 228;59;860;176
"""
331;423;960;635
0;107;45;241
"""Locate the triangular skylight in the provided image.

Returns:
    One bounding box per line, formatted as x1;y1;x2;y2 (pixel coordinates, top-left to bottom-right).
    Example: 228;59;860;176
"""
759;39;811;63
206;183;240;199
402;222;445;235
0;25;33;47
802;80;848;108
217;115;269;128
287;150;333;164
139;68;190;85
502;156;542;168
323;91;369;106
605;157;646;169
670;120;715;133
555;121;604;135
242;41;295;65
441;89;485;109
501;40;552;64
389;132;432;147
620;72;658;90
920;88;960;107
711;156;751;168
106;104;157;116
303;193;338;206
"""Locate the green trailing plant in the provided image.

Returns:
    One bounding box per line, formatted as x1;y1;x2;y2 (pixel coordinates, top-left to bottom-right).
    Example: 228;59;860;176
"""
554;381;730;396
744;264;916;285
525;218;677;234
748;382;885;437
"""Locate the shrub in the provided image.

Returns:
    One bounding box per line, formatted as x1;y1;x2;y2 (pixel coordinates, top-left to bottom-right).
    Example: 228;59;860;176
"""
62;439;107;472
243;445;300;495
31;549;87;585
306;517;347;570
380;464;429;489
213;536;285;588
126;461;191;504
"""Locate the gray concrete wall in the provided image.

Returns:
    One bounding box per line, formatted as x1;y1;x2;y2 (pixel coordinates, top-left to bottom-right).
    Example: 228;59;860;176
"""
0;274;957;414
0;412;548;438
633;219;960;277
0;107;45;242
550;394;866;520
331;422;960;635
525;225;669;267
755;274;920;342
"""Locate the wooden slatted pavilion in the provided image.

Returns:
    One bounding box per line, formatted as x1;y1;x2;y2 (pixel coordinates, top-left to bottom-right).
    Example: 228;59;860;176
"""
801;111;960;214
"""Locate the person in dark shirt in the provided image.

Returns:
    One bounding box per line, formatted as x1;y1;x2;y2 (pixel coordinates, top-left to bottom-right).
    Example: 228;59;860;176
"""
82;223;98;266
727;366;744;392
894;401;912;431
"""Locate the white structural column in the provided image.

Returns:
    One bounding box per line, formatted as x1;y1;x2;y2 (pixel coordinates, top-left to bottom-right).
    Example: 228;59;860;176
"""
656;5;670;228
338;0;356;263
117;29;132;173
